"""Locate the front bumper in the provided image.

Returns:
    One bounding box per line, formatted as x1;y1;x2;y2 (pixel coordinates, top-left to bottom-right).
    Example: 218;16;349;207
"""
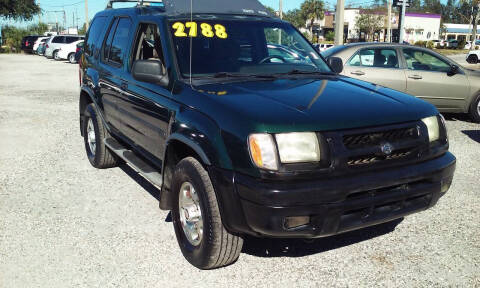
211;152;455;238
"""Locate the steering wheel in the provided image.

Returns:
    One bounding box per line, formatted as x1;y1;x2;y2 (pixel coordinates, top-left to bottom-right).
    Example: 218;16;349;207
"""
259;55;286;64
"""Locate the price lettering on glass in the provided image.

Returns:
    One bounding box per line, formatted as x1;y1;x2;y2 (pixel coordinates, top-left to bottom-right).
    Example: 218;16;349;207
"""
172;22;228;39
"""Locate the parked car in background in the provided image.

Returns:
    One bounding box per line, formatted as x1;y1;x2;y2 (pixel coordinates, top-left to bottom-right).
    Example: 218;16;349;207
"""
467;49;480;64
33;37;49;54
446;39;458;49
323;42;480;122
432;39;445;48
57;40;84;63
44;35;85;59
36;41;47;56
21;35;42;53
313;43;334;52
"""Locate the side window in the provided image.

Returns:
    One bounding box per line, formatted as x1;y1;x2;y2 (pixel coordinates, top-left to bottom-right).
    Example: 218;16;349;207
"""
65;36;77;44
403;49;450;72
84;16;107;57
108;18;133;65
132;23;166;76
348;48;398;68
52;36;64;44
103;18;119;60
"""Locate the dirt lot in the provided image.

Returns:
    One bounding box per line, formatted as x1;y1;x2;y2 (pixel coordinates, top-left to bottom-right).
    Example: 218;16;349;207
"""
0;54;479;287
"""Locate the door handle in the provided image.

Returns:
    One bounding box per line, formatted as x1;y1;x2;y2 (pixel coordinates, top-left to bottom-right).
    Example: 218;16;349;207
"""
351;71;365;76
408;75;423;80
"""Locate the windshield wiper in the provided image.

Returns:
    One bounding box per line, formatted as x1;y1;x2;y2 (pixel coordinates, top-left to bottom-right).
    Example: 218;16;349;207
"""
210;72;277;79
277;70;336;76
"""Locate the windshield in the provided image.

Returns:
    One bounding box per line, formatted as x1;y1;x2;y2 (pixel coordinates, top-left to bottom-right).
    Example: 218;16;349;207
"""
169;18;331;78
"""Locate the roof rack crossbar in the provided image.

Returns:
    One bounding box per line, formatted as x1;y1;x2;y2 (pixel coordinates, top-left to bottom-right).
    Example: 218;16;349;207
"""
106;0;164;9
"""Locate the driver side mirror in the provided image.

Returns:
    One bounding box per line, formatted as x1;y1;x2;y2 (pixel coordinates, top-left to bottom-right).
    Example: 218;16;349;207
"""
132;59;169;86
328;57;343;74
447;64;459;77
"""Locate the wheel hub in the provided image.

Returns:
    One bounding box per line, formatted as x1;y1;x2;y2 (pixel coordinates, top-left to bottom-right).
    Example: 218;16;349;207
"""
87;118;96;155
179;182;203;246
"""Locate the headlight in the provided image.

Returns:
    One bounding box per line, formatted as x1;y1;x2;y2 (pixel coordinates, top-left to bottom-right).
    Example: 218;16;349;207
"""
276;132;320;163
422;116;440;142
248;134;278;170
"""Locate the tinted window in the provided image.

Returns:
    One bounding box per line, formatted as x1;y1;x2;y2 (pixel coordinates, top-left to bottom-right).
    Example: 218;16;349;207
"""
348;48;398;68
85;16;108;56
108;18;132;65
403;49;450;72
52;36;65;43
103;18;119;60
65;36;78;43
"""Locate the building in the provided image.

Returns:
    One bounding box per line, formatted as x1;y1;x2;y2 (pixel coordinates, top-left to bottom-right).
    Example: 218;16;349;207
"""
308;9;441;43
443;23;480;41
401;13;441;43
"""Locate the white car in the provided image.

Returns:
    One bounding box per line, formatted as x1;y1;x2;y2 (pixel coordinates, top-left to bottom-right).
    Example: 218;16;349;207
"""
45;35;84;59
466;49;480;64
58;40;84;63
319;43;334;51
33;37;49;54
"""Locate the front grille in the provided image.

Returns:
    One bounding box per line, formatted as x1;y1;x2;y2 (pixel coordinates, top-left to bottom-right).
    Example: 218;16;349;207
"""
347;148;413;166
343;127;418;149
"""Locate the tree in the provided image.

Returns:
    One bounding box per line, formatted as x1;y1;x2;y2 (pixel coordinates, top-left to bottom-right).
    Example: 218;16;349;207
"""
301;0;325;40
355;10;384;42
0;0;40;21
325;30;335;41
284;9;305;29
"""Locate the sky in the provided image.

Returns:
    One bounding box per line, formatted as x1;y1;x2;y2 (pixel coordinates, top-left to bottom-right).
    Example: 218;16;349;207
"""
1;0;340;28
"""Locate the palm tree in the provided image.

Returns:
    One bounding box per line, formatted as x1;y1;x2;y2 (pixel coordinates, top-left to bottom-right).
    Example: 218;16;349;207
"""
301;0;325;41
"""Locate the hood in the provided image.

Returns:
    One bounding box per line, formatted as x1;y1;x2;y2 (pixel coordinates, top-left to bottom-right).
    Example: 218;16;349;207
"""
191;76;438;133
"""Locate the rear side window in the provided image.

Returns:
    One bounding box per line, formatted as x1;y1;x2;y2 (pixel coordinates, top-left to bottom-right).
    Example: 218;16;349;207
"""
403;48;450;72
105;17;132;65
52;36;64;43
84;16;108;57
348;48;399;68
65;36;78;44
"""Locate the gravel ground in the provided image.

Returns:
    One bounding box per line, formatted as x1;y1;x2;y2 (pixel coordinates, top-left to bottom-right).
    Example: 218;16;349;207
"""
0;54;479;287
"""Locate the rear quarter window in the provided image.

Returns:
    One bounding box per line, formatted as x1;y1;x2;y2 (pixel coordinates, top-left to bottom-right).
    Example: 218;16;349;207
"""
52;36;65;44
84;16;108;57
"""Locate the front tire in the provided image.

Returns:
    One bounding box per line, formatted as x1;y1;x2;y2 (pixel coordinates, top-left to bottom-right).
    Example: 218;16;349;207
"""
83;103;119;168
171;157;243;269
68;53;76;64
469;94;480;123
467;54;478;64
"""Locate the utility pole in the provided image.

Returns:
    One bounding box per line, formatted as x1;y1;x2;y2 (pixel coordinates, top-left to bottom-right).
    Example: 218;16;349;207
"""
38;0;42;24
387;0;392;42
279;0;283;44
85;0;89;30
399;0;407;43
334;0;345;45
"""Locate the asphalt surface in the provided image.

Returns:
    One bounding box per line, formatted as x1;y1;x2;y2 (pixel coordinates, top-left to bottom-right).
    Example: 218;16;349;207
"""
0;54;479;287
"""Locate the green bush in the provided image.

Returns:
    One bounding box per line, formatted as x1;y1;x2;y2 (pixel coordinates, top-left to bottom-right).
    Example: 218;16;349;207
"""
426;41;434;49
0;23;48;53
458;39;466;50
325;31;335;42
414;40;426;47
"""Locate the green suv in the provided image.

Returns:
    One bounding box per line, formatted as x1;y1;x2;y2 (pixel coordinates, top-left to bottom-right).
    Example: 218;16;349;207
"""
79;0;456;269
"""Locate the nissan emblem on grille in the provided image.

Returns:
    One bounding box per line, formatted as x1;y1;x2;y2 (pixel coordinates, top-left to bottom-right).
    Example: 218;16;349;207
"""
381;142;393;155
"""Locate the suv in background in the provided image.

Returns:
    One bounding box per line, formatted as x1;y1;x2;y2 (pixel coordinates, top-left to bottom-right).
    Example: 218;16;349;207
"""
45;35;84;59
21;35;42;53
79;0;456;269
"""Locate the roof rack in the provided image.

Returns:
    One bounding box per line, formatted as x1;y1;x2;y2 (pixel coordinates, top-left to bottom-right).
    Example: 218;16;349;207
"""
106;0;164;9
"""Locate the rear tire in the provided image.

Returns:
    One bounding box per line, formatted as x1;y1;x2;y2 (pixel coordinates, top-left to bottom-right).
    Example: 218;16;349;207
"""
171;157;243;269
83;103;119;168
469;94;480;123
68;53;76;64
53;50;60;60
467;54;478;64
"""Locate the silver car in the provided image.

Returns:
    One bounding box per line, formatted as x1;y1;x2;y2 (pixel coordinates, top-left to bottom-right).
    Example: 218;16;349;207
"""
323;43;480;122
